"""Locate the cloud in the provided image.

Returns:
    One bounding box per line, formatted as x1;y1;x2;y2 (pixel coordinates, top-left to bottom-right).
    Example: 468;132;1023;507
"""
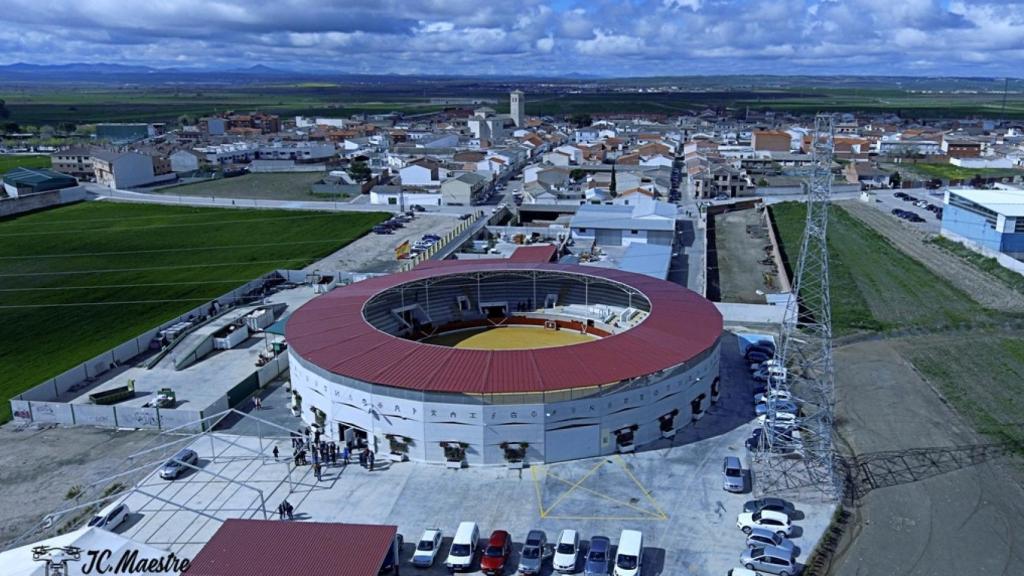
0;0;1021;76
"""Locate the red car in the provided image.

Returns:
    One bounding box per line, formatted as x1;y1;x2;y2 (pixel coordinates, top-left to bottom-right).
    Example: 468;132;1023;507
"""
480;530;512;575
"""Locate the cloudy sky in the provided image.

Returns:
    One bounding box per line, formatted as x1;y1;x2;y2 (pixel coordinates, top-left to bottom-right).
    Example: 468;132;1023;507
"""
1;0;1023;77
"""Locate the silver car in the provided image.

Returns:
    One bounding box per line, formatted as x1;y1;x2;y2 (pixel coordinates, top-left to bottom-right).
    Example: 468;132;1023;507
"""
518;529;548;574
744;527;795;557
723;456;746;492
159;448;198;480
740;545;796;576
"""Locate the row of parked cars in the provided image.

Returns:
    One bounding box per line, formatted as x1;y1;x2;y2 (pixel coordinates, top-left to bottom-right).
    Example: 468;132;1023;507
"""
730;498;802;576
407;522;645;575
373;213;417;235
893;192;942;221
743;343;803;456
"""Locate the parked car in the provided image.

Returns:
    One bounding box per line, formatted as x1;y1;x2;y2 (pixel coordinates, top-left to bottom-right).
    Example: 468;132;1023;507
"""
411;204;426;212
87;503;130;531
740;545;797;576
481;530;513;575
518;529;548;575
727;568;761;576
756;412;797;426
553;529;580;573
380;533;404;573
584;535;611;576
159;448;198;480
723;456;746;493
737;510;793;537
745;350;772;364
613;530;643;576
754;400;799;417
746;428;802;453
754;390;792;404
446;521;479;572
745;344;775;358
742;498;795;515
411;529;443;568
423;233;442;242
745;527;796;557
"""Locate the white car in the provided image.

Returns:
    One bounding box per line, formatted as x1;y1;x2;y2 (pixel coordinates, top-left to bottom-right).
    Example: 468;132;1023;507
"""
87;503;130;531
756;412;797;426
552;529;580;573
410;528;443;568
737;509;793;537
754;390;793;405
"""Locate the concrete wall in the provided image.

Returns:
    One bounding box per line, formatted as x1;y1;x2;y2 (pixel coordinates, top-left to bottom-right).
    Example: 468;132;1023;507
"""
289;340;720;465
115;406;161;429
0;186;87;218
72;404;118;427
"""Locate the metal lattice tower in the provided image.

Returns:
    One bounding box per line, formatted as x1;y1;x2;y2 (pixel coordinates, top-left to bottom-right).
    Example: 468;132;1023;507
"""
754;114;838;498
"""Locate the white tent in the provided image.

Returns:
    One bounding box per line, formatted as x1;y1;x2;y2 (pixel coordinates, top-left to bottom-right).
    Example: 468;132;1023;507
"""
2;527;174;576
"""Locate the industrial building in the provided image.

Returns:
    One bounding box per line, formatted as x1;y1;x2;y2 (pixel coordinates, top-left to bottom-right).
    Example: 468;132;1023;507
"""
941;188;1024;257
2;167;77;197
286;261;722;465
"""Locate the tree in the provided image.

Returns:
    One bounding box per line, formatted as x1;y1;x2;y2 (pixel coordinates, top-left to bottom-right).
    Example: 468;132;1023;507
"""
0;98;8;119
570;113;592;128
609;161;617;197
347;160;371;183
890;170;902;189
569;168;587;181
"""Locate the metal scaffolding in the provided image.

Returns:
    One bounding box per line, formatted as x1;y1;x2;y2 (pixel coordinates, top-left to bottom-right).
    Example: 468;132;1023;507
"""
754;114;839;498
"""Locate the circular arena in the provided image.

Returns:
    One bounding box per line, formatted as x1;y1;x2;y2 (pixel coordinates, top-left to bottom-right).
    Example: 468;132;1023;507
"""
286;261;723;465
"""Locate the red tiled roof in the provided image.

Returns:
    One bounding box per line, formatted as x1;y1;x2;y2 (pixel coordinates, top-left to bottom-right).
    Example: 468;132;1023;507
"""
508;244;557;263
185;519;396;576
287;261;722;394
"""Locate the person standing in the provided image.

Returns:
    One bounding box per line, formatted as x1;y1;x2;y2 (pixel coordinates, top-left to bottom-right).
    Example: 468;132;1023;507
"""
368;450;375;472
272;446;279;460
342;445;350;466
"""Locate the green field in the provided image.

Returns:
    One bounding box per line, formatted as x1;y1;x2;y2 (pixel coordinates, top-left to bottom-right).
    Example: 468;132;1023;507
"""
0;202;387;422
770;202;986;335
906;163;1023;182
897;333;1024;452
0;155;52;172
158;172;332;201
4;84;1024;126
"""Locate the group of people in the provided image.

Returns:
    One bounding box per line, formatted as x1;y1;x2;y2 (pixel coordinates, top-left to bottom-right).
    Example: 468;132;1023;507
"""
276;500;294;520
280;426;383;479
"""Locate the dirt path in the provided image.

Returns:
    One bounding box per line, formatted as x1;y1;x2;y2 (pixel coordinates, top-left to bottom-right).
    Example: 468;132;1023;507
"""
840;201;1024;313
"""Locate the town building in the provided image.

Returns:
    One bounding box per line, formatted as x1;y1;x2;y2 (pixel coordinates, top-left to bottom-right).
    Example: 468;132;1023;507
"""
50;146;97;180
941;188;1024;258
510;90;525;128
441;172;487;205
2;167;78;197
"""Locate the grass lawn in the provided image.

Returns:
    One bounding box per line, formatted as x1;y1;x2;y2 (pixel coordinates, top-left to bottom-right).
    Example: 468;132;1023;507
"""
770;202;986;335
156;172;330;201
0;154;52;172
0;202;388;422
907;163;1023;182
897;333;1024;453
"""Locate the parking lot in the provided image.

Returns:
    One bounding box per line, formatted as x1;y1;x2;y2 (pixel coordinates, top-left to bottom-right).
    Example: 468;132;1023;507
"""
98;332;835;575
867;189;944;232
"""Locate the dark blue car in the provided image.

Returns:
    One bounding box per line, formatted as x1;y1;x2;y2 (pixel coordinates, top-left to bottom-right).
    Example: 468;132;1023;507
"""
584;536;611;576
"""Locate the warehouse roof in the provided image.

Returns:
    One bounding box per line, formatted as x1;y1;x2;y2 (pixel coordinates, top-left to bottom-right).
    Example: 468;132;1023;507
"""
2;166;77;188
948;187;1024;217
508;244;557;263
287;261;722;394
186;519;396;576
570;202;676;232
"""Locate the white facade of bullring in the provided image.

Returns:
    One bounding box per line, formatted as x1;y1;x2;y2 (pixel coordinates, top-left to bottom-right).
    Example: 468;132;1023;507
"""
288;340;720;465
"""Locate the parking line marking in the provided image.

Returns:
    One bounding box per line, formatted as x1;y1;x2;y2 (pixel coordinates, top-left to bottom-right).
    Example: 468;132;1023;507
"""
530;463;547;518
615;454;670;520
544;470;664;519
540;459;606;517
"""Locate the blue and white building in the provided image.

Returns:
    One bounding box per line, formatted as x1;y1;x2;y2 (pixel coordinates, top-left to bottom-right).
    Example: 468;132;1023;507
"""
941;188;1024;257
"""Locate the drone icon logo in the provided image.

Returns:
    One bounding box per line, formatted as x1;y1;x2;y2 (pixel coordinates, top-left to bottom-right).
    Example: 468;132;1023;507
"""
33;545;83;576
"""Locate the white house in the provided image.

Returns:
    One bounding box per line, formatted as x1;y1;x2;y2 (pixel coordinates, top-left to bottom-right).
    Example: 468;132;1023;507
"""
92;150;174;189
399;157;445;187
570;200;676;247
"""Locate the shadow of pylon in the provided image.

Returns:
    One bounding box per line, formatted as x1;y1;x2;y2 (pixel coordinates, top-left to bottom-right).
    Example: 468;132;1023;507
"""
838;441;1014;502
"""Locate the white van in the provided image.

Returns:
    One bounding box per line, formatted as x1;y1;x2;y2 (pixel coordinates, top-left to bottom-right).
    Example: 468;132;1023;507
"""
614;529;643;576
445;521;479;572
